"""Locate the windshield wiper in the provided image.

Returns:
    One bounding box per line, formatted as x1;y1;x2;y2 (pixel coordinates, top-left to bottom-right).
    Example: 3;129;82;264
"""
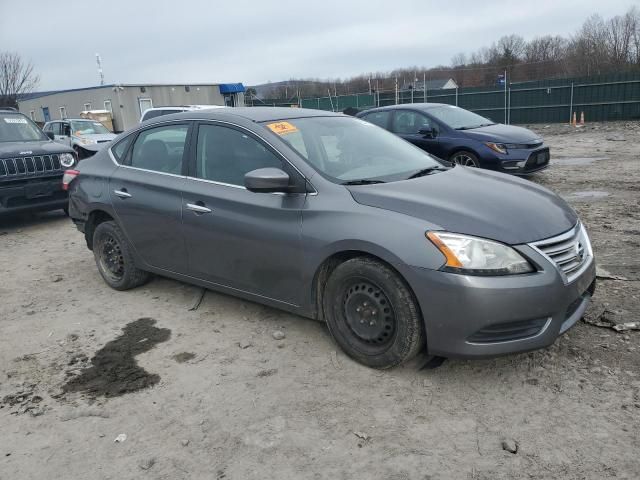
455;122;496;130
341;179;386;185
406;166;448;179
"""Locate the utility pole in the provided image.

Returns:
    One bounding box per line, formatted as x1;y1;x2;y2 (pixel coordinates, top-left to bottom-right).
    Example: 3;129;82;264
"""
95;53;104;86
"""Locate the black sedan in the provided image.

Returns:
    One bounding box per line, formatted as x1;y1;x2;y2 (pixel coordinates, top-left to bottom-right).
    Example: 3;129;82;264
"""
357;104;550;174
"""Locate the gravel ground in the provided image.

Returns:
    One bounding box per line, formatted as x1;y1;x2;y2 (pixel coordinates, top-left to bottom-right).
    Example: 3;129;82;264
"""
0;121;639;480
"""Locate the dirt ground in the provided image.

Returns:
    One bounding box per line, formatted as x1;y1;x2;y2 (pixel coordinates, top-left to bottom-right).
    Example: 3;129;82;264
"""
1;121;639;480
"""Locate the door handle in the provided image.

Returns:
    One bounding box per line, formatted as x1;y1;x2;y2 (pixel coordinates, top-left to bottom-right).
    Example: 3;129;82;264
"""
186;202;212;214
114;189;131;199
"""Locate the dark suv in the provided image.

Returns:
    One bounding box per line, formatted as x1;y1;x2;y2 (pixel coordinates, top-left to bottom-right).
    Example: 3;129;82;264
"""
0;109;76;216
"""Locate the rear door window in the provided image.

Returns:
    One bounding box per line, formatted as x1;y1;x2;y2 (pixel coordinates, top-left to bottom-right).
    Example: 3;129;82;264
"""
128;124;189;175
360;111;391;129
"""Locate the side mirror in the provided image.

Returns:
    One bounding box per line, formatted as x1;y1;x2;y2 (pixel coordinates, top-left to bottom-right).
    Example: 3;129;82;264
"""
419;127;438;138
45;131;55;140
64;126;71;136
244;168;290;193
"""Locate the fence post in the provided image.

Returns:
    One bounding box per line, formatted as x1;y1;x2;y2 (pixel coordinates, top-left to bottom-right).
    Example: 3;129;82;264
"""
569;82;574;124
455;87;458;106
503;69;507;124
507;85;511;124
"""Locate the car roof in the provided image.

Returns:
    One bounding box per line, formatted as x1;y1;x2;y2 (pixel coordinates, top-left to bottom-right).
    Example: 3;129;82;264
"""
46;118;98;122
142;107;344;126
359;103;452;113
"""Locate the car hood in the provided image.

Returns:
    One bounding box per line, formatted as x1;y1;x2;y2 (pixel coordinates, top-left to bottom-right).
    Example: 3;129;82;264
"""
462;123;541;144
74;133;117;142
0;139;74;158
347;167;577;245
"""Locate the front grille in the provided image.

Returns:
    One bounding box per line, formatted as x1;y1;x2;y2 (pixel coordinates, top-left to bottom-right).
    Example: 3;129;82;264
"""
530;223;591;283
524;149;549;170
0;155;62;178
506;141;543;149
468;317;549;343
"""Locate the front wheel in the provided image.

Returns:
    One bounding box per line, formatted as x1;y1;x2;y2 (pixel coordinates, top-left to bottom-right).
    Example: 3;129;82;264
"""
93;221;150;290
322;257;424;369
450;150;480;167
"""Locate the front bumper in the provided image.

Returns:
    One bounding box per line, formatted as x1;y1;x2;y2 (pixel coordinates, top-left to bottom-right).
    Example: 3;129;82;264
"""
405;247;596;358
0;175;67;216
481;147;550;175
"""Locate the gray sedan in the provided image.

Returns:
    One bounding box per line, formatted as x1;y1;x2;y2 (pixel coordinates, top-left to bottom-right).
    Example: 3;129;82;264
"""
65;108;596;369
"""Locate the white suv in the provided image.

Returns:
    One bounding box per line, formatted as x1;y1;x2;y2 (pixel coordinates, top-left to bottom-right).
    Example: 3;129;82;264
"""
139;105;225;123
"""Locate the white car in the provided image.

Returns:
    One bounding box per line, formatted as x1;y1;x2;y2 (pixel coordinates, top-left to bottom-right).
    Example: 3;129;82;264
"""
139;105;226;123
43;119;116;158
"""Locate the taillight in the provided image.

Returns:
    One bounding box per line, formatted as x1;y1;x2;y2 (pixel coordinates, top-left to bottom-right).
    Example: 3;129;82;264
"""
62;169;80;191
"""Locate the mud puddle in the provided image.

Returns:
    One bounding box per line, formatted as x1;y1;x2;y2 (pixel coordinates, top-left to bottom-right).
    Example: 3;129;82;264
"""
62;318;171;398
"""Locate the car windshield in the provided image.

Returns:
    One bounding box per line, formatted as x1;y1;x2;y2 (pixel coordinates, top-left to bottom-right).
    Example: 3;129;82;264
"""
0;113;46;142
427;105;495;130
71;120;110;135
263;116;443;183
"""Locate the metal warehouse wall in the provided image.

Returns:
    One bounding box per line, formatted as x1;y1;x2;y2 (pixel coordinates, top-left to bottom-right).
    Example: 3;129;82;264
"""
299;72;640;124
19;85;228;132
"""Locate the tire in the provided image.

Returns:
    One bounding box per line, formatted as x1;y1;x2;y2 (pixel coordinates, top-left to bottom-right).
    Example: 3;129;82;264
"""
63;206;69;216
450;150;480;167
92;221;150;290
322;257;424;369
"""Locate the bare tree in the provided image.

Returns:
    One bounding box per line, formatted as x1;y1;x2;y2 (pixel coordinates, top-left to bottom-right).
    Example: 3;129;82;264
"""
0;52;40;108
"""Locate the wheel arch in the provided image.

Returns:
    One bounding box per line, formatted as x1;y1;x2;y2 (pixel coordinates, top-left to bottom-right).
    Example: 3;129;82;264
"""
310;249;421;323
447;146;481;162
84;209;115;250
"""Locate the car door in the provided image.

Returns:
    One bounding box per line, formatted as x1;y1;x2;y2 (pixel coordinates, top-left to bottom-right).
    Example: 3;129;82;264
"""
54;122;72;146
391;110;441;157
108;122;191;274
182;121;306;306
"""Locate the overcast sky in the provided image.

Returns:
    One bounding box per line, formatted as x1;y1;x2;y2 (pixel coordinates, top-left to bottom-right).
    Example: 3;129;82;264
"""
0;0;634;91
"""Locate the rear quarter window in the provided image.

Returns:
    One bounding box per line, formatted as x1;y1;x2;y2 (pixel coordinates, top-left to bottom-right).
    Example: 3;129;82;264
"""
111;135;133;162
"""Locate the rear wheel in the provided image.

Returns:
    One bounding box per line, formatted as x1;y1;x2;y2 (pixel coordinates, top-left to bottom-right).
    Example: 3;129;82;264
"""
93;221;150;290
322;257;424;369
450;150;480;167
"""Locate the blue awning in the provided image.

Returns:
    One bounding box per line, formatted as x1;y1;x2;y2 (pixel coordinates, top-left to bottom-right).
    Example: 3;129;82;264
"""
219;83;245;94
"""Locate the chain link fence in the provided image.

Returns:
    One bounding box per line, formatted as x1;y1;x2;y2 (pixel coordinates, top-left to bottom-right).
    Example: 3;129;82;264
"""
288;72;640;124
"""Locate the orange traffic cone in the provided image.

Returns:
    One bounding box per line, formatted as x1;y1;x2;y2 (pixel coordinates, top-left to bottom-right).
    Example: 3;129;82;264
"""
572;112;577;126
580;111;585;125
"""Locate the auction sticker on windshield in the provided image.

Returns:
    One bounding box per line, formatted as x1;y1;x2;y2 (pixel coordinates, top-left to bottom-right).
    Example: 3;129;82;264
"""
266;121;298;135
4;117;28;124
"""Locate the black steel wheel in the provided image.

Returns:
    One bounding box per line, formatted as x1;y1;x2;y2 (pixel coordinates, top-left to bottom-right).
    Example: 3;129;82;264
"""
323;257;424;369
342;279;396;351
93;221;150;290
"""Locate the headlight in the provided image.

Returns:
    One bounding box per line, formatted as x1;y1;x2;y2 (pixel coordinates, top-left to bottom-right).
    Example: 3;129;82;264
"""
426;231;534;275
485;142;507;154
59;153;75;168
79;138;96;145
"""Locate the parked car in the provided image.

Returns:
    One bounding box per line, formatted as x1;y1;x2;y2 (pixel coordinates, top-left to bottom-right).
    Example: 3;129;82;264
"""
139;105;225;123
0;108;76;216
66;108;595;369
357;103;550;174
43;119;116;159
